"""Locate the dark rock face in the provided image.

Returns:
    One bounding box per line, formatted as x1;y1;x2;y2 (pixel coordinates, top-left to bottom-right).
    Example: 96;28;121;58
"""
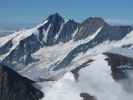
0;64;44;100
74;17;108;40
71;59;93;81
103;52;133;80
80;93;97;100
2;34;42;70
38;13;65;45
0;40;13;55
57;20;79;42
94;25;132;43
122;44;133;48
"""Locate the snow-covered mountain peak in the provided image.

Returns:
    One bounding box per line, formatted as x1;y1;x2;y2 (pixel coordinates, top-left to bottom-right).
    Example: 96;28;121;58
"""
66;19;78;24
46;13;64;23
0;13;132;74
39;13;65;32
74;17;109;40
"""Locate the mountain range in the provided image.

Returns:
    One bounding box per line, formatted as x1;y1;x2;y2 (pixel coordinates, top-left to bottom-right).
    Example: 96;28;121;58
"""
0;13;133;100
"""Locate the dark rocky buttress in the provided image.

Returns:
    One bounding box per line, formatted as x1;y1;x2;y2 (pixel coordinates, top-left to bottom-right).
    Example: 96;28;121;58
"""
0;64;44;100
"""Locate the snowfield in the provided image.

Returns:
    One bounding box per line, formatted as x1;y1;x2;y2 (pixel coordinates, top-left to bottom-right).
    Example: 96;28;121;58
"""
38;31;133;100
39;55;133;100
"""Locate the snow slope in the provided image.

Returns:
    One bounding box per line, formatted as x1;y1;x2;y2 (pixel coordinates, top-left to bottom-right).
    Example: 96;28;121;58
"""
38;31;133;100
40;55;133;100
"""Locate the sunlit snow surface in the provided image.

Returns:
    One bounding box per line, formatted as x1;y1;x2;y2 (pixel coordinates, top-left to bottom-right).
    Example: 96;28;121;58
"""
38;31;133;100
39;55;133;100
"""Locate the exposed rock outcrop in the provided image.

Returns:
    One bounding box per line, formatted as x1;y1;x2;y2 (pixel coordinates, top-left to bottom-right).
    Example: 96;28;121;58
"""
0;64;44;100
104;52;133;80
38;13;65;45
71;59;93;81
80;93;97;100
57;19;79;42
74;17;108;40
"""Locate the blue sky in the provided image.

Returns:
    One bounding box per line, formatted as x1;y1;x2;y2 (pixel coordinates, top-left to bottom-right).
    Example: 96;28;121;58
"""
0;0;133;26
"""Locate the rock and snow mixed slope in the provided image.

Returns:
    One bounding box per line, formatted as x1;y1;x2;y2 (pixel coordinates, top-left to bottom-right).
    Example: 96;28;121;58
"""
40;55;133;100
0;13;132;72
0;13;133;100
39;31;133;100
